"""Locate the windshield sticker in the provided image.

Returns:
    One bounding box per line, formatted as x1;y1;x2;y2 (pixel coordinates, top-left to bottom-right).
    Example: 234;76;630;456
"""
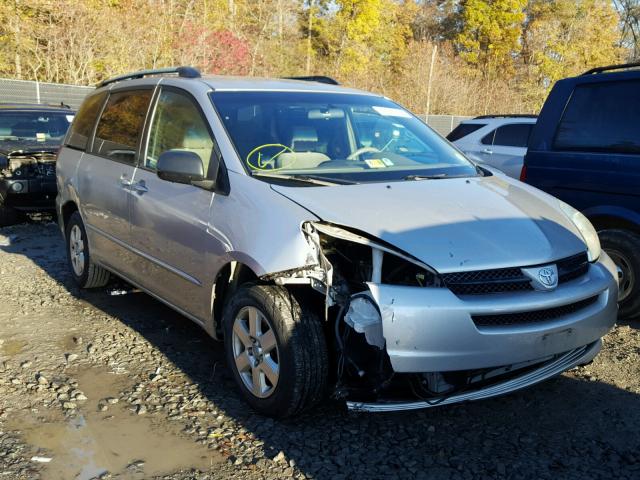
372;106;412;118
365;159;387;169
381;157;394;166
66;115;75;123
36;133;46;142
246;143;295;170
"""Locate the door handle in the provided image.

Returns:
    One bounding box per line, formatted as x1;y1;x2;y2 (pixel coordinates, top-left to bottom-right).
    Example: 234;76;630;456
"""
131;181;148;194
483;148;493;154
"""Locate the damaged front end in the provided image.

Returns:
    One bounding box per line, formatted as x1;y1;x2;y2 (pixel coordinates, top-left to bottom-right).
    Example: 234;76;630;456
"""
264;221;615;411
0;150;58;209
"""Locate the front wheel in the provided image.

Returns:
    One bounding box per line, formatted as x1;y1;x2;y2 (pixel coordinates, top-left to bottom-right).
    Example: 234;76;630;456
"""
223;284;328;417
600;229;640;319
65;211;110;288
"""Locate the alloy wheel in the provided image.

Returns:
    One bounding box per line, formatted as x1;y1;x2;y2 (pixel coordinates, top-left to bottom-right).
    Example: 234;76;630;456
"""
231;306;280;398
69;225;85;277
607;248;635;302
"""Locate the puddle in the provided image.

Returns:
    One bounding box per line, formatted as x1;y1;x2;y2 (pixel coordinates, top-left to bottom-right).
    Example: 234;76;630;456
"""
12;368;222;479
2;338;28;357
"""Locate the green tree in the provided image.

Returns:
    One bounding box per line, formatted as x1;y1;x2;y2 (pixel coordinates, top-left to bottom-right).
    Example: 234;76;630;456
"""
455;0;527;75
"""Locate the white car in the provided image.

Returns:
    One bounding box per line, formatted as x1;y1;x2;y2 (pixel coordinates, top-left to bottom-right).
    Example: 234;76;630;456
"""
447;115;537;179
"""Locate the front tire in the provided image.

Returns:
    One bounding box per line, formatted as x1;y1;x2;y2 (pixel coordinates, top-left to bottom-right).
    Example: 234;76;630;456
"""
223;284;328;418
600;229;640;319
65;211;110;288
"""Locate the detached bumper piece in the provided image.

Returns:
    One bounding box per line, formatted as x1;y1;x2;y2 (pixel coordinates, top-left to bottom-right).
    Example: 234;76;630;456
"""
346;339;600;412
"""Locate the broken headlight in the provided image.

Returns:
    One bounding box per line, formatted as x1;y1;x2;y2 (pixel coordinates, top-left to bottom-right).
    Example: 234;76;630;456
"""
307;222;441;289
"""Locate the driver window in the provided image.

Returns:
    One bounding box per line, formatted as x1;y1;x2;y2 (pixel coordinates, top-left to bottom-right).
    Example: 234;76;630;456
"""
146;90;214;174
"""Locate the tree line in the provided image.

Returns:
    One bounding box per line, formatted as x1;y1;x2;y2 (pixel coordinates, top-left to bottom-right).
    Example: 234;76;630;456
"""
0;0;638;115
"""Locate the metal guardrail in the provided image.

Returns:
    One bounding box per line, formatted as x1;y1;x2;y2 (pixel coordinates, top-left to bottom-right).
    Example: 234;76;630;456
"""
0;78;471;134
0;78;94;109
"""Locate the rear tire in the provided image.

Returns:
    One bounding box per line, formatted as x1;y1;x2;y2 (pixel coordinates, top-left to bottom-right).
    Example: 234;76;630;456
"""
0;204;24;227
65;211;110;288
223;284;328;418
599;229;640;319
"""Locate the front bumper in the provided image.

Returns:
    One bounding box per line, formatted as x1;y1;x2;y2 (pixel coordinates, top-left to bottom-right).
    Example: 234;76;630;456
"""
368;252;618;373
347;339;601;412
0;177;57;210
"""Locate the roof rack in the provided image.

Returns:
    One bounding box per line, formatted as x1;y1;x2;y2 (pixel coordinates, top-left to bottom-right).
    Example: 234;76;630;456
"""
284;75;339;85
473;114;537;119
96;66;201;88
582;62;640;75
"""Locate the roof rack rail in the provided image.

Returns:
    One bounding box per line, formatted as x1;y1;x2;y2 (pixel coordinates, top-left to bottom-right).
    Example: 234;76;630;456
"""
582;62;640;75
97;66;201;88
284;75;339;85
473;114;537;119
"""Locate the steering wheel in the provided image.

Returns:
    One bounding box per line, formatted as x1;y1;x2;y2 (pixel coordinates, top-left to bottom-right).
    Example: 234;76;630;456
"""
347;146;381;161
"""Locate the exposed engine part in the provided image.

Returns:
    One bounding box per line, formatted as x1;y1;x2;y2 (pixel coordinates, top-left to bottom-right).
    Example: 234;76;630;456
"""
1;152;56;179
344;293;385;349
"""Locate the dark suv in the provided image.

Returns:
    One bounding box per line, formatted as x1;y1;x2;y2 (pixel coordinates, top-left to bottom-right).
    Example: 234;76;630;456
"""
523;63;640;319
0;103;74;225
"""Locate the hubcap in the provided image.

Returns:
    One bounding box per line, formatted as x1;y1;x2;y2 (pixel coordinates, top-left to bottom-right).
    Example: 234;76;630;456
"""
69;225;85;277
231;306;280;398
606;249;634;302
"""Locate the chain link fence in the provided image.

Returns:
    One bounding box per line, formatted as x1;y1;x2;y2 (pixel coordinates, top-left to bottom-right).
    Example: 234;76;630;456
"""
0;78;472;134
0;78;94;109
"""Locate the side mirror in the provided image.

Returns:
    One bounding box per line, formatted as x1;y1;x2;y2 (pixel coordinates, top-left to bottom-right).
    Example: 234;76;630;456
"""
157;150;205;185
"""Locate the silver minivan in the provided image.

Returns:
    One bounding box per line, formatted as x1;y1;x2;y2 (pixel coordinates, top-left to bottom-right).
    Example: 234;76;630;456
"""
56;67;619;417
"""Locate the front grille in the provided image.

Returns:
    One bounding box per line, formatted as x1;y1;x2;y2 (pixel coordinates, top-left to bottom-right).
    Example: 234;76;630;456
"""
441;252;589;296
472;296;598;327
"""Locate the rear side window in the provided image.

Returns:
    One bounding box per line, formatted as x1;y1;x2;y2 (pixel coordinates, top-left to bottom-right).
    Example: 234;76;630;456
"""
492;124;533;147
554;80;640;154
65;92;106;150
92;90;152;164
446;123;486;141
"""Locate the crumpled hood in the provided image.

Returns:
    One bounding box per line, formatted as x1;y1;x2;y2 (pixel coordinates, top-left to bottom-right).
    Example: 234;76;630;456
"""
272;175;588;273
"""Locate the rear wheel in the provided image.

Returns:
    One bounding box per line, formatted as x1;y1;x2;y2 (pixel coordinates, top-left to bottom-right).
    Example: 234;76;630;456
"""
223;284;328;417
599;229;640;319
65;211;110;288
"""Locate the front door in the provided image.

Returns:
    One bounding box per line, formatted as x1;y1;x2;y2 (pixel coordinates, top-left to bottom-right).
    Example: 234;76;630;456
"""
128;87;219;321
78;89;153;278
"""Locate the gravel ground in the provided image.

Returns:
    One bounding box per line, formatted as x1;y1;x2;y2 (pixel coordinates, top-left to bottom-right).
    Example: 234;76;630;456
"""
0;219;639;480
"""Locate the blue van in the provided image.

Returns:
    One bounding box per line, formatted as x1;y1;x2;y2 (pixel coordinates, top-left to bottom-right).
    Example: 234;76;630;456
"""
523;63;640;319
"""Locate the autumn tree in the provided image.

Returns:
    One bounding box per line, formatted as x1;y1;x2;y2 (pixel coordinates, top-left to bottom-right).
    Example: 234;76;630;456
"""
522;0;625;107
455;0;527;76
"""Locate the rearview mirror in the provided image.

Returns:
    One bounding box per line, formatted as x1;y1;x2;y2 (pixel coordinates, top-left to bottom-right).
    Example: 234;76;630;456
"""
157;150;205;185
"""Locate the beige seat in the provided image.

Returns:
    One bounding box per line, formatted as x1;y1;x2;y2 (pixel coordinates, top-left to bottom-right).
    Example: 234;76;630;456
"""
274;126;330;169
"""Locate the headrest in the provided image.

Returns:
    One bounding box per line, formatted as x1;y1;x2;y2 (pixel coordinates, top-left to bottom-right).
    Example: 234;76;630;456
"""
182;130;211;149
291;126;318;145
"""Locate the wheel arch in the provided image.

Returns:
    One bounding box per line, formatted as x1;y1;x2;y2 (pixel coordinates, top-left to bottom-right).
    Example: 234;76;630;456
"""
60;200;79;234
210;261;261;339
583;206;640;235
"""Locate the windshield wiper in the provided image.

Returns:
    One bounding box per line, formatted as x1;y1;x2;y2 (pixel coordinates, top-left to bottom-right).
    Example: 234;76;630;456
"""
251;171;356;186
403;173;448;181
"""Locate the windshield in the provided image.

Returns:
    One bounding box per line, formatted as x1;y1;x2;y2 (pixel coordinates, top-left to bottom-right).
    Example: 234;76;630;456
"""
210;91;477;183
0;110;74;142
